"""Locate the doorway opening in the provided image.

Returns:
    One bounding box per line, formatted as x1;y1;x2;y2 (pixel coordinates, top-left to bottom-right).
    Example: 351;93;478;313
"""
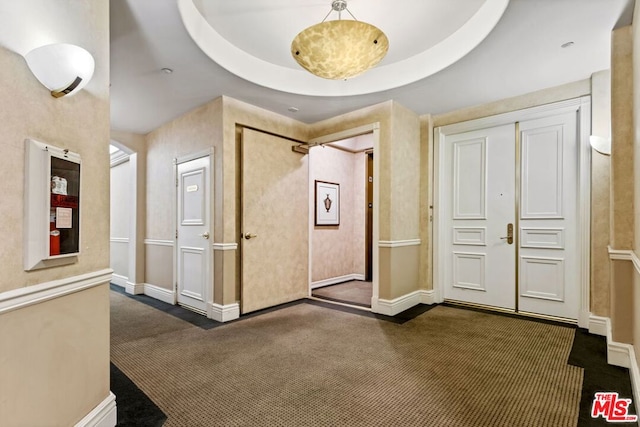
309;133;375;309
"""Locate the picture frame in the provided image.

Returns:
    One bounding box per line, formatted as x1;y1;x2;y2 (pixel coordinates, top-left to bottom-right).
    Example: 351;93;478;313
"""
315;180;340;226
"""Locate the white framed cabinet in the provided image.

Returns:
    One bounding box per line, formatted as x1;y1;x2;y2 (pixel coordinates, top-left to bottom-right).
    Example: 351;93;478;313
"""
24;138;81;270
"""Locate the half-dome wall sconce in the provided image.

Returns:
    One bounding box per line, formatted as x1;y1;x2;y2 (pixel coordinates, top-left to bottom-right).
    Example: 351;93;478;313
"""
24;43;95;98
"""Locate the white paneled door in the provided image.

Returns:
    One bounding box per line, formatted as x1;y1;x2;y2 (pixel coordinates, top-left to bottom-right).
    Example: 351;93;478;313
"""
442;110;580;320
518;112;578;319
176;155;211;313
443;124;516;310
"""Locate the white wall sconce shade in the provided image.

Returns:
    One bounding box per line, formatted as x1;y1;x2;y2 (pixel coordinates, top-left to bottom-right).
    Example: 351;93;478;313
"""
25;43;95;98
589;135;611;156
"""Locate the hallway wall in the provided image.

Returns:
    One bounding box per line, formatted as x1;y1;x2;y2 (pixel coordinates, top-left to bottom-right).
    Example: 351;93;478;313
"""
0;1;112;425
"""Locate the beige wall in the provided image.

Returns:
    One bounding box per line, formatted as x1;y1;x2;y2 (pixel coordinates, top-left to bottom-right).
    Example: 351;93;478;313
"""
0;1;111;425
632;2;640;362
591;71;612;317
610;26;635;343
311;146;366;282
419;114;434;291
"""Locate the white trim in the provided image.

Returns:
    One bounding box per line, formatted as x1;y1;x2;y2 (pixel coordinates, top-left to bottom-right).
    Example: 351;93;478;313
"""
125;281;144;295
74;392;117;427
378;239;421;248
109;237;129;244
110;151;129;168
309;123;380;146
144;239;174;247
434;97;591;323
207;302;240;322
0;269;112;315
419;289;438;305
588;314;608;337
311;274;366;290
588;316;640;420
175;147;214;165
577;97;592;328
110;273;128;288
438;97;590;134
372;290;422;316
212;243;238;251
144;283;176;304
608;246;640;274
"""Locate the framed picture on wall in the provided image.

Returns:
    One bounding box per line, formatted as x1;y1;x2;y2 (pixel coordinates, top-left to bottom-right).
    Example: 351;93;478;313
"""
315;180;340;226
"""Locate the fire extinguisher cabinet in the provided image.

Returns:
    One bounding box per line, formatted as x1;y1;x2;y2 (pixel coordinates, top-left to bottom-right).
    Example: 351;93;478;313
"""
24;138;81;271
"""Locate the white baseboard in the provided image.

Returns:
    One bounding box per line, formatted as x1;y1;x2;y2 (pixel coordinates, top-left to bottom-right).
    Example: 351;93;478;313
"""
74;392;116;427
144;283;175;304
110;274;128;288
311;274;366;290
599;315;640;419
588;314;608;337
207;302;240;322
125;281;144;295
419;289;438;305
372;290;422;316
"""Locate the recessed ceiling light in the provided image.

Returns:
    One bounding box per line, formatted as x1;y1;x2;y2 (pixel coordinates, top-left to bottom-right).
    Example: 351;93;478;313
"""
161;67;174;74
561;42;575;48
288;107;299;113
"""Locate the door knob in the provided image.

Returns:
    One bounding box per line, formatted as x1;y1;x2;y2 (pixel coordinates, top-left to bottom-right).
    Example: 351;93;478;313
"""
200;231;210;240
244;233;258;240
499;223;513;245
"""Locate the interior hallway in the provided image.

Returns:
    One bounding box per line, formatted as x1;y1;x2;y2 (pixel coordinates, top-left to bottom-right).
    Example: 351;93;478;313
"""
110;285;636;427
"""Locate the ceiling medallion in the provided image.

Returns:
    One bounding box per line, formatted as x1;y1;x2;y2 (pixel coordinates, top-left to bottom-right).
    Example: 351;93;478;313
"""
290;0;389;80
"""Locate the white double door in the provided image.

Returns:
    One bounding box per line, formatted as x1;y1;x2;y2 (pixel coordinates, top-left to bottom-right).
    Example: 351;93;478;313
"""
442;111;579;320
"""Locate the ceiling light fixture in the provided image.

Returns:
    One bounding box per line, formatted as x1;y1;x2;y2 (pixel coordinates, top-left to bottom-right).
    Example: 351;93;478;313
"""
25;43;95;98
291;0;388;80
161;67;174;74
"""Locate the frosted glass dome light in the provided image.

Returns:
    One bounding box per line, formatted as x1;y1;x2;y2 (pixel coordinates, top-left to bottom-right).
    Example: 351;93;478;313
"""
25;43;95;98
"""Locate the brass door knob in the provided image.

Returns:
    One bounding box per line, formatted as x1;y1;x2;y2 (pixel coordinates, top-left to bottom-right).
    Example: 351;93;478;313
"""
245;233;258;240
200;231;210;240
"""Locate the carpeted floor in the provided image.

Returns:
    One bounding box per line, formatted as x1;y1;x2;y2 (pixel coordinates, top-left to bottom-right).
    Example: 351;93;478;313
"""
312;280;372;307
111;290;583;426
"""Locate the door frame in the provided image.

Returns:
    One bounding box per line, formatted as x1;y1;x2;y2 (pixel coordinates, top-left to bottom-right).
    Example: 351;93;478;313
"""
308;123;381;310
433;97;591;327
173;148;214;312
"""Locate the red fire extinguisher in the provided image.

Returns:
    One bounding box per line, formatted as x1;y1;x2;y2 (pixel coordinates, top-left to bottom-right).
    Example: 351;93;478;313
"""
50;215;60;256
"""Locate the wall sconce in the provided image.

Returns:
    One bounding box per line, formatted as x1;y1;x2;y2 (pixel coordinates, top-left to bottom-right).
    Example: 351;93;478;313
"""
25;43;95;98
589;135;611;156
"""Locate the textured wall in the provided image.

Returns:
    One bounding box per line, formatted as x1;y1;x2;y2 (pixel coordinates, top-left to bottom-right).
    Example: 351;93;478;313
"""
610;26;635;251
610;26;635;344
590;71;612;317
419;114;434;291
0;1;111;424
145;244;174;290
632;2;640;364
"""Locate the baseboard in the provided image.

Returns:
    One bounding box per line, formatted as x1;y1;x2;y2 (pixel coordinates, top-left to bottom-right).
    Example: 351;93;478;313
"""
207;302;240;322
125;281;144;295
419;290;438;305
144;283;175;304
110;274;128;288
372;290;422;316
311;274;365;290
588;314;608;337
74;392;116;427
